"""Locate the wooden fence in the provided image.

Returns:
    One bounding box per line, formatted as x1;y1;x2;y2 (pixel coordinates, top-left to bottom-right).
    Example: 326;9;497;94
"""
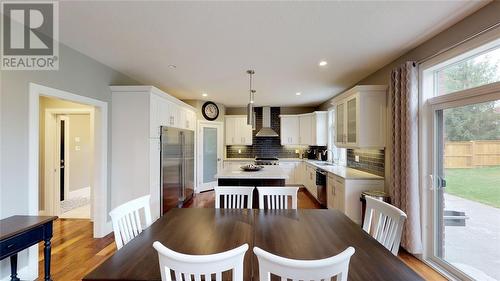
444;140;500;168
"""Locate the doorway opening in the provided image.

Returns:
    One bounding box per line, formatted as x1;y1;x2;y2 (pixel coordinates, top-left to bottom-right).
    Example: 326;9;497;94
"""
40;96;94;219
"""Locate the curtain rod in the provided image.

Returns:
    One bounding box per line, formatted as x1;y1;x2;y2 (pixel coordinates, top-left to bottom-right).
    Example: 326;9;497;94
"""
415;21;500;66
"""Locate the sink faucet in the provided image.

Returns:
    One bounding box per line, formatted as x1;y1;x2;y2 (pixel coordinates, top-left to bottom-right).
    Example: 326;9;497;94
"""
323;150;336;163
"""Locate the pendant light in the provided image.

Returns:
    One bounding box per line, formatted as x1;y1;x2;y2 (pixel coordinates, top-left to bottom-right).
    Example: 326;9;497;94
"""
246;70;255;126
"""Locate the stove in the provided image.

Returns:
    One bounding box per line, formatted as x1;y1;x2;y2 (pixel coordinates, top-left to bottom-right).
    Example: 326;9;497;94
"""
254;157;280;165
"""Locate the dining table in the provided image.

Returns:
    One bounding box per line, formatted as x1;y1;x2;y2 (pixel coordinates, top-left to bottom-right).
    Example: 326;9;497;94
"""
84;208;423;281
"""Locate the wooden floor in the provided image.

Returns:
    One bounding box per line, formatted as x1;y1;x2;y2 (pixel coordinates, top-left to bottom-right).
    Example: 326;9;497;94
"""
38;188;445;281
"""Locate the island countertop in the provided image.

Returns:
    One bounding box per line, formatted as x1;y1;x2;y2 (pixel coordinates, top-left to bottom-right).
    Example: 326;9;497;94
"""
216;165;289;179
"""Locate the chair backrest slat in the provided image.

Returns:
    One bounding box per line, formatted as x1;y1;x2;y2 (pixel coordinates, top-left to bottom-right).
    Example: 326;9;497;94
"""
215;186;254;209
362;196;407;255
153;242;248;281
256;187;299;210
109;195;152;250
253;246;355;281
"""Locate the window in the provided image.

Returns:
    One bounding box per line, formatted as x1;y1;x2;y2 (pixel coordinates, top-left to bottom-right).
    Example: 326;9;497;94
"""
327;109;346;165
421;28;500;281
422;37;500;100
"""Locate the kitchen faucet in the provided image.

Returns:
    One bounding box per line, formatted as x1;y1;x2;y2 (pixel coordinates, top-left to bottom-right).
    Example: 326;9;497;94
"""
323;149;336;164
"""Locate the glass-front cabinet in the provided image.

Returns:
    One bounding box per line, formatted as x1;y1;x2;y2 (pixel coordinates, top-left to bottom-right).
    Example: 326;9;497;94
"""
346;95;357;145
335;103;344;144
333;85;387;149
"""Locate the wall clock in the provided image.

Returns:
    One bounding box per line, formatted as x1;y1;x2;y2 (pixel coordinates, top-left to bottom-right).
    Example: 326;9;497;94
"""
201;101;219;121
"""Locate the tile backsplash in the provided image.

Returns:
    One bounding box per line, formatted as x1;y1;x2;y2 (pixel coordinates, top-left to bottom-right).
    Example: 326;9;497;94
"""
347;149;385;177
226;107;303;158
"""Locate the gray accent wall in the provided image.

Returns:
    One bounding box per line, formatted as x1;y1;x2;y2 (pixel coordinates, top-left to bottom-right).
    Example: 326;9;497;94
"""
1;42;138;279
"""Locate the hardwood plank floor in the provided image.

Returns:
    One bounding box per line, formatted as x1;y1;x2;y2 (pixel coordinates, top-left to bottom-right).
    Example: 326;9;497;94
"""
38;188;445;281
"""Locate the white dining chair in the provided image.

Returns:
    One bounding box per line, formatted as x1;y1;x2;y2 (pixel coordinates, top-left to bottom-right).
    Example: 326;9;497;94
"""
214;186;254;209
253;246;355;281
153;242;249;281
362;196;407;255
256;186;299;210
109;195;152;250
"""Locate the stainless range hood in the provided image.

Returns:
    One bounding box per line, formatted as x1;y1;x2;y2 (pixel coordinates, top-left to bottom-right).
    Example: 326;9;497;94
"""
256;107;279;137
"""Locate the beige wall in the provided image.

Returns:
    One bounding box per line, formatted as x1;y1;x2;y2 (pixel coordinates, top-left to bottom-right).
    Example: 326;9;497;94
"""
183;99;226;122
67;114;91;192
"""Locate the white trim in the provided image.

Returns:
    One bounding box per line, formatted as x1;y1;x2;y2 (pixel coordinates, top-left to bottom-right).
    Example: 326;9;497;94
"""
196;120;224;193
29;83;110;241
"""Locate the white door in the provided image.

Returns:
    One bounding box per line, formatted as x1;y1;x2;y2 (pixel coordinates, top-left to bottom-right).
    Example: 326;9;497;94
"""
197;121;223;192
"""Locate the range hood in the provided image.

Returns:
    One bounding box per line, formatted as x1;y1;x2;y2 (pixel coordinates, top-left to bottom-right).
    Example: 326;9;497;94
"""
256;107;279;137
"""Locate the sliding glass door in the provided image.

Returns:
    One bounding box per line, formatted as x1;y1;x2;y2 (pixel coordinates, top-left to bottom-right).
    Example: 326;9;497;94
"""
431;99;500;280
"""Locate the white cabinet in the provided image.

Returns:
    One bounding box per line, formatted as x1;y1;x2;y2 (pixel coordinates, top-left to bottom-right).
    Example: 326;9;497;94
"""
225;115;253;145
327;173;384;224
280;112;327;146
179;108;196;130
299;115;312;145
304;163;317;198
149;139;161;220
111;85;196;221
334;85;387;149
280;116;300;145
280;162;300;185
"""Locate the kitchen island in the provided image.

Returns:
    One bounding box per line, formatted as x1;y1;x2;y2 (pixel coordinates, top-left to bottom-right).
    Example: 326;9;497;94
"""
216;165;290;209
216;165;288;187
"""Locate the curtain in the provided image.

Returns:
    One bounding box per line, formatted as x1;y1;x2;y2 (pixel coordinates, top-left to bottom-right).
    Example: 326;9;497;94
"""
389;61;423;254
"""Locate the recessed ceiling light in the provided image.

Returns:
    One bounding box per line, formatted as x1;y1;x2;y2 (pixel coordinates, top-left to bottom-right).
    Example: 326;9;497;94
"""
202;93;208;97
296;92;301;96
319;61;328;66
168;64;177;69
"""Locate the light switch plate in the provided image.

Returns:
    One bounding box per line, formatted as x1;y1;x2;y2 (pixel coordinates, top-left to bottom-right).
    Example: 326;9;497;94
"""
355;155;360;162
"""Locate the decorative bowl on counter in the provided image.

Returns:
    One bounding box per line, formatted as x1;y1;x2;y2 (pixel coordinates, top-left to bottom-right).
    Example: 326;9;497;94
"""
240;164;264;171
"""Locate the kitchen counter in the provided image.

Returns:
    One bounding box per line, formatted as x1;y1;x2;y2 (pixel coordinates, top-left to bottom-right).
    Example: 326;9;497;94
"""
223;158;384;180
216;165;289;179
305;160;384;180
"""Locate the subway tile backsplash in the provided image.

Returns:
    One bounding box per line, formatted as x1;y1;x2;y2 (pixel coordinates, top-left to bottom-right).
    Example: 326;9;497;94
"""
226;107;302;158
347;149;385;177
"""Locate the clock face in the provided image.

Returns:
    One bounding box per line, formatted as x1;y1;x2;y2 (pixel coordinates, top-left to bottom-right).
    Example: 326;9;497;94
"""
202;102;219;121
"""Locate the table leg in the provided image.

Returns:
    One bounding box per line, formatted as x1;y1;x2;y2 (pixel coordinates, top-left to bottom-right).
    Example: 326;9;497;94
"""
10;254;20;281
44;238;52;281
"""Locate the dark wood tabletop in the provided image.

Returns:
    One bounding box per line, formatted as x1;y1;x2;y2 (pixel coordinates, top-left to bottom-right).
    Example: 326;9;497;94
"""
84;208;423;281
0;215;57;240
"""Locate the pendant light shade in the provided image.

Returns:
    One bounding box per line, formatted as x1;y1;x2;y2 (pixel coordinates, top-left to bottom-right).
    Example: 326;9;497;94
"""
247;102;254;126
246;70;255;126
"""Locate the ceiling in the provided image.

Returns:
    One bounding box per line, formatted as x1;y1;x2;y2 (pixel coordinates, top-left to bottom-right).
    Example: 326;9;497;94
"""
59;1;488;107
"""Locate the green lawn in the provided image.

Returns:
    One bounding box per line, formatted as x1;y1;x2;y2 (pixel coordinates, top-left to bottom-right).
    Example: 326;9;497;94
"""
445;166;500;208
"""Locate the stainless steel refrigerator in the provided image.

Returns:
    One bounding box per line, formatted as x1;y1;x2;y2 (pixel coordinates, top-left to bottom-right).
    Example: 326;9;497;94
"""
160;126;195;215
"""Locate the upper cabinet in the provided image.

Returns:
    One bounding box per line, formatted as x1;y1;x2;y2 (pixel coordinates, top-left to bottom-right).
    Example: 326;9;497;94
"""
280;112;327;146
333;85;387;149
280;115;300;145
225;115;253;145
111;86;197;140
